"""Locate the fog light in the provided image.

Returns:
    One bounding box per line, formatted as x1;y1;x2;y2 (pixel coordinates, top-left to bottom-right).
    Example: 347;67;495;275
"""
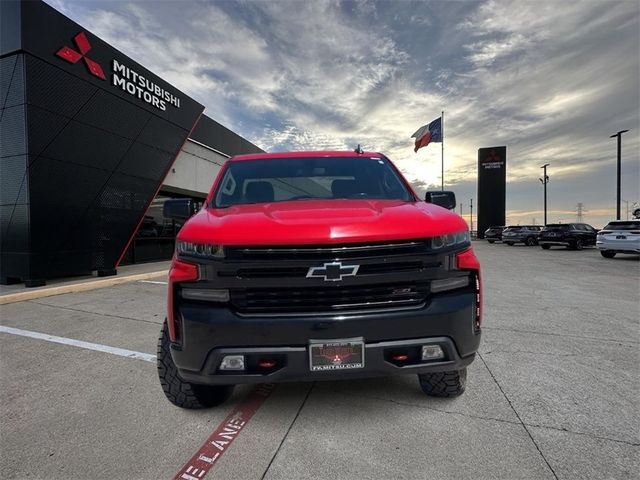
422;345;444;360
220;355;245;371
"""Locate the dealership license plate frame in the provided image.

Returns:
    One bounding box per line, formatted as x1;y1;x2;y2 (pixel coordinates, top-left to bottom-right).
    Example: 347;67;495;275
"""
309;338;365;372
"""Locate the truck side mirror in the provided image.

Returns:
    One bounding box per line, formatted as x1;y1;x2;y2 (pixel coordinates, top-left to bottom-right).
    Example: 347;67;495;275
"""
163;198;197;221
425;191;456;210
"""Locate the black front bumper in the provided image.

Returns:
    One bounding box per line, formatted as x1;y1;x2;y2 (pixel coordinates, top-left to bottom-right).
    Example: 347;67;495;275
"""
171;290;480;385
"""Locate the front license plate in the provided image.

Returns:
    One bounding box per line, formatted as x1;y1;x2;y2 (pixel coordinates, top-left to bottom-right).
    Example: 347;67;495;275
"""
616;235;627;239
309;339;364;371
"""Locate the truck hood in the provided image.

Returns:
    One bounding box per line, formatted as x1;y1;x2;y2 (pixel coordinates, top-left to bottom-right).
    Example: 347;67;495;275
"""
178;199;468;245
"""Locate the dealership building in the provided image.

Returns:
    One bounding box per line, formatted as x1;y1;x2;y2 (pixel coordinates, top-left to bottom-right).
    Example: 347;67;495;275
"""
1;0;262;286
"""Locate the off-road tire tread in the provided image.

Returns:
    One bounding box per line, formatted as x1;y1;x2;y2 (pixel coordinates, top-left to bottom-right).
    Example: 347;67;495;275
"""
418;368;467;397
157;322;233;409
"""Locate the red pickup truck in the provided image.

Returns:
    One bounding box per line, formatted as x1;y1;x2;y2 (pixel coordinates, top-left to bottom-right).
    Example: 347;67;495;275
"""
157;150;482;408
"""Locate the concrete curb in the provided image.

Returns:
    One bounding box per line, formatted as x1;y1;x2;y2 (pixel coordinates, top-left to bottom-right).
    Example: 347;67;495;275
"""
0;270;168;305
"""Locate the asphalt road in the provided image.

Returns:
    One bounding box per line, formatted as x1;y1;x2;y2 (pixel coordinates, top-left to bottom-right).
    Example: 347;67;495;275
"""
1;242;638;479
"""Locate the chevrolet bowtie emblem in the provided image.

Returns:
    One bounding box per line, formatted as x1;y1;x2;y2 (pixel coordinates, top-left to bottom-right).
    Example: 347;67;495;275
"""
306;262;359;282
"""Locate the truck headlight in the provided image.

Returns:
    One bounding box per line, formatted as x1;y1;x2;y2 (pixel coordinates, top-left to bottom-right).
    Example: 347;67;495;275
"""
176;241;224;258
431;230;470;249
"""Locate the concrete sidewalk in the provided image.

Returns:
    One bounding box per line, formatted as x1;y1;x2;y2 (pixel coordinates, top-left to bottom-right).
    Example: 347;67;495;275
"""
0;261;170;305
1;244;638;479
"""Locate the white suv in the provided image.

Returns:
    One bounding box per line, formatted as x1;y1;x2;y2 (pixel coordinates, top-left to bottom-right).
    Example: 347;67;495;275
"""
596;220;640;258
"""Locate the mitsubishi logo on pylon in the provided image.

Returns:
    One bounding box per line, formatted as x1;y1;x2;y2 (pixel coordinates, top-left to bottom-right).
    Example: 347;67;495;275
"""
487;150;501;162
56;32;106;80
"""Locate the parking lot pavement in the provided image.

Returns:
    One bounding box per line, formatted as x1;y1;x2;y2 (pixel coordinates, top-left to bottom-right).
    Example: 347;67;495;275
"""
0;243;638;479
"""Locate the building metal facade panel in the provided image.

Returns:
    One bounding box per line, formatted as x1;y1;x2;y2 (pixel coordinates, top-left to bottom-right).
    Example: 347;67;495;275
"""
1;1;264;285
1;1;204;283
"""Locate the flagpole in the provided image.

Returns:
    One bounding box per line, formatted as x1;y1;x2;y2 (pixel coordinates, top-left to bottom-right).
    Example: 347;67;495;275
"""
441;110;444;191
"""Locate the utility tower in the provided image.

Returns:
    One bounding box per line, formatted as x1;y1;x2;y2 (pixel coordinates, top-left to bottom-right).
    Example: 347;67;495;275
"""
575;203;587;223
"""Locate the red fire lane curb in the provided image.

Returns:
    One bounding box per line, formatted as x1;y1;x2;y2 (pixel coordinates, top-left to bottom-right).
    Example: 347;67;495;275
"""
174;384;276;480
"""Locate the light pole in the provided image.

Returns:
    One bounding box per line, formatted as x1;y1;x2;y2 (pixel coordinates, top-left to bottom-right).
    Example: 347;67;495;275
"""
610;130;629;220
469;199;473;234
539;163;550;226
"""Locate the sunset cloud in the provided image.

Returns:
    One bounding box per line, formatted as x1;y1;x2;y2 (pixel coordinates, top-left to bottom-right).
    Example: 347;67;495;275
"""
47;0;639;227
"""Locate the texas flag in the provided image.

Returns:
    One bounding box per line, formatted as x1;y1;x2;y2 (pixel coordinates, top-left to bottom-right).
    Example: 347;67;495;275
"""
411;117;442;153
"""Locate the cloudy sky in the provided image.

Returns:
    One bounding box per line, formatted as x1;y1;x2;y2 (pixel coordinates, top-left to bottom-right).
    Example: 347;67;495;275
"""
48;0;639;227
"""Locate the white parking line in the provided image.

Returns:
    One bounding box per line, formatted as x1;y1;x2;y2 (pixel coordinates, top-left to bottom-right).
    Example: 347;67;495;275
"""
0;325;156;363
139;280;168;285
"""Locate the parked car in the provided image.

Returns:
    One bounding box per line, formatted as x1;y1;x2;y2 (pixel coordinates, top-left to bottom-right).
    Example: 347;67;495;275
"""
501;225;543;246
596;220;640;258
157;150;482;408
538;223;597;250
136;215;160;238
484;226;505;243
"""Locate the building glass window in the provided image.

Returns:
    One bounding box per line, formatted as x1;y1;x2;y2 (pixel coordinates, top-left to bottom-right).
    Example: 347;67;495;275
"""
120;193;203;265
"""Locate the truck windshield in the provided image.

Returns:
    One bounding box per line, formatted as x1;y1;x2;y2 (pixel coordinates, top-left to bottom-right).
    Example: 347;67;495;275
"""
212;156;413;208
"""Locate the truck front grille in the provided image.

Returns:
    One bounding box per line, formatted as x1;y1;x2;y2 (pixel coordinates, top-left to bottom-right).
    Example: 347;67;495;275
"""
219;260;431;279
225;241;430;261
193;240;460;315
230;282;429;314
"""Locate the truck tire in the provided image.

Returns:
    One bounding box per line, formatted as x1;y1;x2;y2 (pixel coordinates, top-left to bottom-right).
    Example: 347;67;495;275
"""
418;368;467;397
157;322;234;409
600;250;616;258
541;244;551;250
525;237;537;246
